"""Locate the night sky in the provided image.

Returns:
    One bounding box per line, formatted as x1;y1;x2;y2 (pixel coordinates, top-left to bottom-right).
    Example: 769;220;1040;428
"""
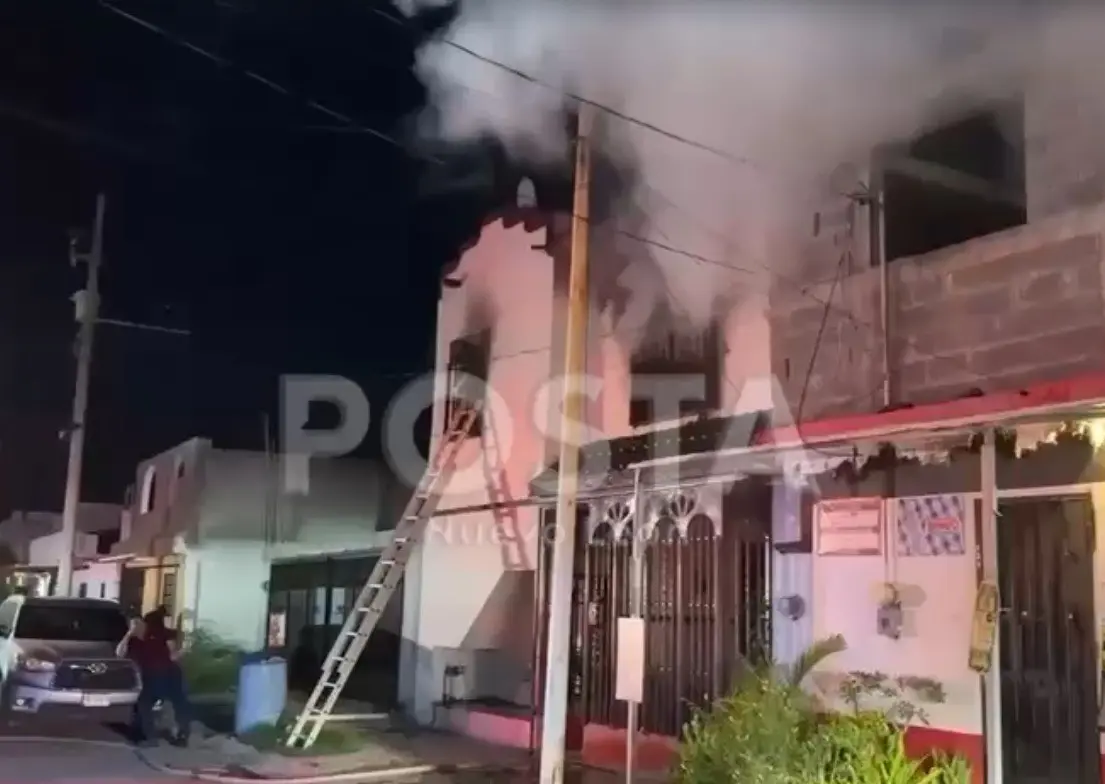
0;0;525;514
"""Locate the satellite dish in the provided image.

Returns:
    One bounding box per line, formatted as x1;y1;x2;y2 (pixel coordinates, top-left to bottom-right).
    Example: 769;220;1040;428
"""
516;177;537;209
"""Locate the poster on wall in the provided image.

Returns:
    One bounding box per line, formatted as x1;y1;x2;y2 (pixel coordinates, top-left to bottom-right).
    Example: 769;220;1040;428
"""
267;611;287;648
897;495;966;557
816;498;883;556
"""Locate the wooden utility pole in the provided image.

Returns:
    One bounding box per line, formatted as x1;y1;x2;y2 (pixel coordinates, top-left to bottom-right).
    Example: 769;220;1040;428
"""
538;105;593;784
57;193;106;597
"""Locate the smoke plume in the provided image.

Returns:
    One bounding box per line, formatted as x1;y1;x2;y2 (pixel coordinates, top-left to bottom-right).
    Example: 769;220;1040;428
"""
399;0;1105;329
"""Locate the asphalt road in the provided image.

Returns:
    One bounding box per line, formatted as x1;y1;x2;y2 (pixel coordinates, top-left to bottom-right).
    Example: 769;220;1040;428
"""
0;719;178;782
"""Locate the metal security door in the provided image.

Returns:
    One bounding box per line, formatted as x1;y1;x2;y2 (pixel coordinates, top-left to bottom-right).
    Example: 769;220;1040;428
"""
997;496;1097;784
581;522;633;728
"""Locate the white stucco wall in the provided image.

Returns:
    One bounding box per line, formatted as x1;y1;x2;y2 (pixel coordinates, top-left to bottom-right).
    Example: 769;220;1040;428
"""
120;441;402;651
775;477;1105;749
401;216;779;721
1;504;123;564
73;562;122;601
26;531;120;599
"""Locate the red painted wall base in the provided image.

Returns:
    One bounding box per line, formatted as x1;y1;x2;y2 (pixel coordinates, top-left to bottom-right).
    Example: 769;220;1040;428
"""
580;722;989;782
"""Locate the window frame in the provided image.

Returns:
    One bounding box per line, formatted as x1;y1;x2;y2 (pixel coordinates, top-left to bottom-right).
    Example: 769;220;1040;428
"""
628;318;723;427
444;330;491;439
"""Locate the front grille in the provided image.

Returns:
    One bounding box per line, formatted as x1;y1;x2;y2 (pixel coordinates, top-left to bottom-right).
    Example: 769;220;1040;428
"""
53;660;139;691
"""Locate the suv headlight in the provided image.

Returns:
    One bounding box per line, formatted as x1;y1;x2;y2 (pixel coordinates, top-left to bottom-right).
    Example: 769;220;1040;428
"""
19;657;57;672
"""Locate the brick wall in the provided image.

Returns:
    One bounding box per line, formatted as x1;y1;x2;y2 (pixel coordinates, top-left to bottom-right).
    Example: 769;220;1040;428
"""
770;205;1105;419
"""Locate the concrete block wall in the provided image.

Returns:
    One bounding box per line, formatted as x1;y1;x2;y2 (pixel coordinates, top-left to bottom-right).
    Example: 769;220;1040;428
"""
768;169;879;419
771;204;1105;418
770;62;1105;419
891;207;1105;403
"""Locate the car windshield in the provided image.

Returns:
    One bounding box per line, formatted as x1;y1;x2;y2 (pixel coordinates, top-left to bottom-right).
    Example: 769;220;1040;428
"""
14;603;128;642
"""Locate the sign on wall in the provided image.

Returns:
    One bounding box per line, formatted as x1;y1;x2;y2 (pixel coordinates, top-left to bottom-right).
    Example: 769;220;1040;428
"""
816;498;883;556
897;495;966;557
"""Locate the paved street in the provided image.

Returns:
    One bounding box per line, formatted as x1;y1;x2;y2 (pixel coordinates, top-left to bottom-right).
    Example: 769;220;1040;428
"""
0;718;649;784
0;721;176;782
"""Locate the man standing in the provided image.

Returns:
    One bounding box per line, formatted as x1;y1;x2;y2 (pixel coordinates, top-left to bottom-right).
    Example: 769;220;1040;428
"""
116;606;192;747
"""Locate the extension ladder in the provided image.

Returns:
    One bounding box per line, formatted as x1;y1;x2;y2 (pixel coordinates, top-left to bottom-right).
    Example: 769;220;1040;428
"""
284;397;481;749
480;393;525;570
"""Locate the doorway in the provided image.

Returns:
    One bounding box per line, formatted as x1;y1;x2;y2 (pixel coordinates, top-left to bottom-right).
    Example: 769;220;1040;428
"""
267;553;402;708
119;566;145;617
996;496;1098;784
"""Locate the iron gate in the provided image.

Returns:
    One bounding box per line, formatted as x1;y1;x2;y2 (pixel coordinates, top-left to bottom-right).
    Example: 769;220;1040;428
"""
569;485;772;737
997;496;1098;784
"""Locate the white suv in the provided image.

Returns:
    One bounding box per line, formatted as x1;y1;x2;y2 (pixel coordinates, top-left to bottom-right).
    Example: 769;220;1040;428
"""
0;595;141;723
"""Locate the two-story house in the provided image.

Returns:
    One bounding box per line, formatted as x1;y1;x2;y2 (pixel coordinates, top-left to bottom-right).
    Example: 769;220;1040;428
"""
101;437;409;706
394;65;1105;784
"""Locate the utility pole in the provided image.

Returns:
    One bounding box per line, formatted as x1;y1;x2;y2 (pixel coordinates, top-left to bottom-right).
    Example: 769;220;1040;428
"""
538;105;593;784
56;193;106;597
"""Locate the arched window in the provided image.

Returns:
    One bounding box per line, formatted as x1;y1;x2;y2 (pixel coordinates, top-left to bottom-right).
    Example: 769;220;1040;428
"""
140;466;158;514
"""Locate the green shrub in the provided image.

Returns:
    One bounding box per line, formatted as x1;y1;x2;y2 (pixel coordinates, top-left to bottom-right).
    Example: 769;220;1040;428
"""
675;636;971;784
179;628;243;695
675;635;846;784
239;711;366;756
819;713;970;784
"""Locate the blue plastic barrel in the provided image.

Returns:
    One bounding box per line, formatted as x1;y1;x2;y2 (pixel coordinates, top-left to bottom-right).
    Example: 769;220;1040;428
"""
234;652;288;736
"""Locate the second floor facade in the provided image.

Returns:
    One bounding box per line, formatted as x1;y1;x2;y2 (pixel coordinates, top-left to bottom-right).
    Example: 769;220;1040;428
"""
116;437;404;560
430;81;1105;508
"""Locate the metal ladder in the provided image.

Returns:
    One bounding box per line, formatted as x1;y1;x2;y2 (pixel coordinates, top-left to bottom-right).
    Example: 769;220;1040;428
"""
479;396;525;570
284;398;481;749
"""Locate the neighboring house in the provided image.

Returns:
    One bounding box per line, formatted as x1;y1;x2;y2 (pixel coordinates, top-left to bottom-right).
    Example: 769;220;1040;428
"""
99;438;408;705
0;503;122;565
397;85;1105;784
0;504;123;598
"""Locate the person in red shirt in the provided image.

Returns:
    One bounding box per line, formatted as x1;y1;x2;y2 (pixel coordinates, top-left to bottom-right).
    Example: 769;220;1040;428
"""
117;607;192;747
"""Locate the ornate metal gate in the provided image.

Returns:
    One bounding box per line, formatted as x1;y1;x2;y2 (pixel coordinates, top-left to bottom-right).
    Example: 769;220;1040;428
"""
569;481;772;736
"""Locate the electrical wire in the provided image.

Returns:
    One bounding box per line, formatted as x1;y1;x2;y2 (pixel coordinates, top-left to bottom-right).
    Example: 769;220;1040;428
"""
367;5;759;169
97;0;440;162
96;0;993;410
100;0;755;171
796;249;848;428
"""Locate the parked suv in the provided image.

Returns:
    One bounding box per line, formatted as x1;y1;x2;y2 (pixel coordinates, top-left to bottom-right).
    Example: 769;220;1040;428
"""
0;595;141;722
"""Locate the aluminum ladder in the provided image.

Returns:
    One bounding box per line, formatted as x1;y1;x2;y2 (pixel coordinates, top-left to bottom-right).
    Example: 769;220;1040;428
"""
284;398;481;749
479;393;525;569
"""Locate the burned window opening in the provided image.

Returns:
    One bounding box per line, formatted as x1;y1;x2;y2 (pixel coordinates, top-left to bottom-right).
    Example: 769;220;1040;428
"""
445;330;490;439
881;101;1026;263
628;310;722;427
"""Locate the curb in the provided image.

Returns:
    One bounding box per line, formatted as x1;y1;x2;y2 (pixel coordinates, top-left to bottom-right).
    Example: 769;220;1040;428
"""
0;735;136;751
0;733;528;782
139;757;519;783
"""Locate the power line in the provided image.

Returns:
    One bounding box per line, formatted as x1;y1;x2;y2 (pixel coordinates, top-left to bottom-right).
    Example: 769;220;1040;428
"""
368;6;757;169
97;0;438;161
95;0;989;403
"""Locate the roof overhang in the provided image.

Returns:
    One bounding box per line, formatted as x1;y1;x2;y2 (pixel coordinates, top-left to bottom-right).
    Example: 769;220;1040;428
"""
530;410;767;500
633;372;1105;478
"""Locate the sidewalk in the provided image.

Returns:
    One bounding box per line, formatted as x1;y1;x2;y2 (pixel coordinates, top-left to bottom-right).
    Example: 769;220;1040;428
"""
138;706;533;781
139;696;670;782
